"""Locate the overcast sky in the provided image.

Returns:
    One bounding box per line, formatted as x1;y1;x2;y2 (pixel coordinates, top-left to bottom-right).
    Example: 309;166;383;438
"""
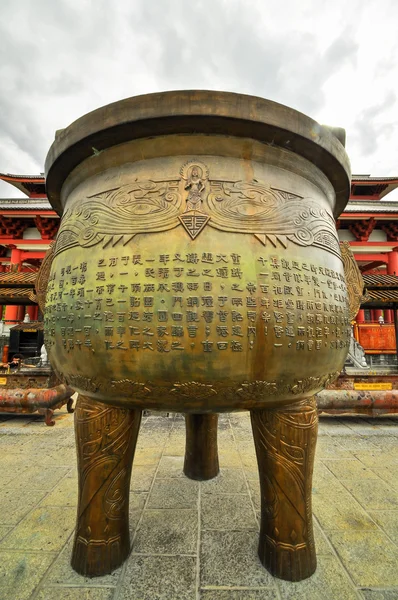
1;0;397;199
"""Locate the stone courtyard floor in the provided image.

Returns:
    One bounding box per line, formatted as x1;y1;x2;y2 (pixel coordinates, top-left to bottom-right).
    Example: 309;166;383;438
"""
0;406;398;600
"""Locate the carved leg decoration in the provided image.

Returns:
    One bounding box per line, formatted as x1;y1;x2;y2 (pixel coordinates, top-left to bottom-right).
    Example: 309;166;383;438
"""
71;395;142;577
184;413;219;480
250;397;318;581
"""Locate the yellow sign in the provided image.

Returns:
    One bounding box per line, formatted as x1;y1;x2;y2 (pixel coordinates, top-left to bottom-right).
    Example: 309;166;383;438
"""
354;383;393;391
0;377;7;385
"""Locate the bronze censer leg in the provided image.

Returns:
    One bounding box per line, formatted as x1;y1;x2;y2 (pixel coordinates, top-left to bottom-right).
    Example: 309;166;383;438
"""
43;91;357;581
71;396;141;576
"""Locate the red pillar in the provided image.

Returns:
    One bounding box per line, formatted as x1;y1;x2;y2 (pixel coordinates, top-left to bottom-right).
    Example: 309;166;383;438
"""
26;306;36;320
5;247;22;324
384;309;393;323
374;309;384;322
387;250;398;275
356;309;365;323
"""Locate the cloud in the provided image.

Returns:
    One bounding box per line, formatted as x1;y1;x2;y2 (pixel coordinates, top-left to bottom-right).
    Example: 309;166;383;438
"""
0;0;397;181
351;91;397;156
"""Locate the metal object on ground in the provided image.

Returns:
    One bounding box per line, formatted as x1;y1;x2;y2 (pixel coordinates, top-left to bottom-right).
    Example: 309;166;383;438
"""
44;91;351;581
0;384;74;425
317;389;398;416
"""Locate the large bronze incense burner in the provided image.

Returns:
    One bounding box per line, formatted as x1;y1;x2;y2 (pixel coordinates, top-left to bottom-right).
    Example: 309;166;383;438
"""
44;91;351;581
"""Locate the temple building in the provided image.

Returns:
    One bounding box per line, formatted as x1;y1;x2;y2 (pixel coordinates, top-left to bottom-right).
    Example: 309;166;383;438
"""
0;171;398;367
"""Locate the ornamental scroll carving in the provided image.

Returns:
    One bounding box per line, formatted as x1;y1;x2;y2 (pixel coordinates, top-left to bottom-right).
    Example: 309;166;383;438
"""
35;241;55;313
72;396;141;575
54;160;341;259
58;371;341;400
251;397;318;580
339;241;367;321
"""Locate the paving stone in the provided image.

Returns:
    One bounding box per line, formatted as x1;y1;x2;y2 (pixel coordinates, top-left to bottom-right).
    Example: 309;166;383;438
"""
200;590;278;599
36;587;115;599
337;436;379;452
44;538;121;587
133;508;197;554
201;468;247;494
148;478;199;509
0;487;48;525
368;510;398;545
133;447;163;466
1;410;398;599
368;434;398;450
201;530;274;587
156;455;184;478
277;555;359;599
40;475;78;507
313;522;333;556
322;459;378;480
1;465;31;486
5;465;70;491
355;450;397;468
313;461;338;485
315;438;352;458
0;506;76;552
247;478;260;511
313;480;378;531
343;479;398;510
359;591;398;600
25;446;78;467
328;529;398;587
162;442;185;456
201;494;258;530
129;492;148;534
217;431;236;450
318;418;354;436
130;464;157;492
219;449;243;467
0;550;56;600
118;554;196;600
0;524;11;540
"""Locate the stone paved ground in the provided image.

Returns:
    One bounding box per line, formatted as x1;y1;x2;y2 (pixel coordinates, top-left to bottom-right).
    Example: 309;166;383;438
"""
0;406;398;600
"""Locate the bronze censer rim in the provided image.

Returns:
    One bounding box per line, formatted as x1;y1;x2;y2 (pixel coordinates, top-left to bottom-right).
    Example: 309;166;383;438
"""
45;89;351;217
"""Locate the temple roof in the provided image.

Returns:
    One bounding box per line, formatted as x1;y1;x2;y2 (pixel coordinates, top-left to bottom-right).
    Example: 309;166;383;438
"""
0;271;37;287
343;201;398;213
0;197;52;210
363;274;398;287
362;274;398;305
0;287;36;304
10;321;43;330
350;175;398;200
0;173;46;197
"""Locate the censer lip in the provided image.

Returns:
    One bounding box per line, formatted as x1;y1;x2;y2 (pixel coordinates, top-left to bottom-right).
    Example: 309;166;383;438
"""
45;89;351;217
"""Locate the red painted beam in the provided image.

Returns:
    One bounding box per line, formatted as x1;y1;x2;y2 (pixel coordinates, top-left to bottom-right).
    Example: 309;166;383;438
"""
354;254;388;263
21;251;46;259
0;239;51;245
359;261;386;272
349;242;398;247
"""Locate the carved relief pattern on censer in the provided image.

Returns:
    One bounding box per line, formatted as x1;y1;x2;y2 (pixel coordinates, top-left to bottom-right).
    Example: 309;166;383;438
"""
251;397;318;580
72;396;141;575
54;161;341;259
339;241;367;321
